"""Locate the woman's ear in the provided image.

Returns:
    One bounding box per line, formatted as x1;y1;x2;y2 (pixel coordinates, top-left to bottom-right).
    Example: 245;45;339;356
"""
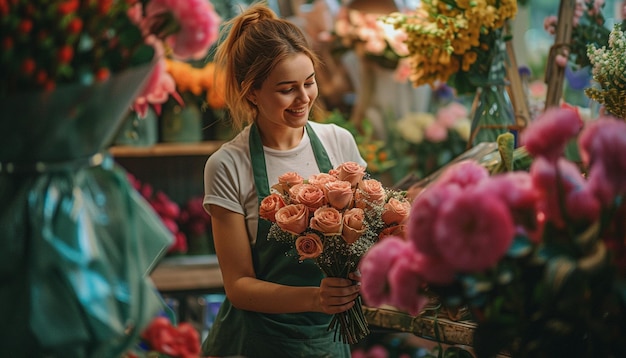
245;93;257;106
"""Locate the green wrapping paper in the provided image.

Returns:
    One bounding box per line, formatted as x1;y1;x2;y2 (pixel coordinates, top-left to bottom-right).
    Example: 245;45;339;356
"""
0;63;173;357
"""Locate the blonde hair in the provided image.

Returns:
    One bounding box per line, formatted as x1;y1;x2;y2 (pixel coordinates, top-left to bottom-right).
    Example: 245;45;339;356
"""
214;2;321;130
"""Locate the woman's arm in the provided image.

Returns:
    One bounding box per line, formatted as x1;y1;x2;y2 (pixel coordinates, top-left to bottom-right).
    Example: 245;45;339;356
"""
210;204;361;315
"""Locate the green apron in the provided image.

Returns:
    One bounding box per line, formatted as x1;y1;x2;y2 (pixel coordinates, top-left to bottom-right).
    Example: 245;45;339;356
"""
202;123;350;358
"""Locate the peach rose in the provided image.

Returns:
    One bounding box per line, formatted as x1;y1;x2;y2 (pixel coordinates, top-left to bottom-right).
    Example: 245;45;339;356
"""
279;171;304;187
308;173;337;189
275;204;309;235
342;208;366;244
295;232;324;260
324;180;354;210
310;207;343;236
379;224;407;240
259;193;286;222
290;183;327;212
335;161;366;187
273;172;304;195
381;198;411;225
355;179;386;209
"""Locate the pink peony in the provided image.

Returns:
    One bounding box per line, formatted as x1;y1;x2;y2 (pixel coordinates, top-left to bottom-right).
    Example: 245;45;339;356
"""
477;172;540;232
433;160;490;189
531;157;600;228
521;107;583;162
408;183;462;256
359;236;408;308
434;188;515;272
387;249;430;316
579;117;626;204
144;0;221;60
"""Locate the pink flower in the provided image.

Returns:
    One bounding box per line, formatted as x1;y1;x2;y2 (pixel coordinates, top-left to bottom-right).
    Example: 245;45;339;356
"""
530;157;600;228
436;101;468;128
144;0;221;60
434;188;515;272
387;249;430;316
521;107;583;162
579;117;626;204
478;172;540;232
433;160;490;189
424;121;448;142
359;236;408;307
408;183;462;256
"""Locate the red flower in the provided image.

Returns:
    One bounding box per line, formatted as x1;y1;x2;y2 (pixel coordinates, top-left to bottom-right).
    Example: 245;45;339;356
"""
66;18;83;34
57;45;74;64
141;316;201;358
57;0;79;15
20;58;36;76
17;19;32;34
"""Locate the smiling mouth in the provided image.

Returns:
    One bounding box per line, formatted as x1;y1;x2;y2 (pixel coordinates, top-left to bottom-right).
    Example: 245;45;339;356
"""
286;107;307;114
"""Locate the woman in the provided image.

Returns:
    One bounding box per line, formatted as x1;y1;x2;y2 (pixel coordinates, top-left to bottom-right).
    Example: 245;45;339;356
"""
202;3;366;357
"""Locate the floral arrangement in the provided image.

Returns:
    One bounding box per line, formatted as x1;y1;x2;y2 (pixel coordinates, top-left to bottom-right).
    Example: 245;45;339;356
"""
359;107;626;357
544;0;609;70
259;162;411;344
381;0;517;94
0;0;221;117
124;316;201;358
394;101;471;179
332;5;409;70
178;196;214;254
128;173;188;254
165;59;227;110
585;23;626;120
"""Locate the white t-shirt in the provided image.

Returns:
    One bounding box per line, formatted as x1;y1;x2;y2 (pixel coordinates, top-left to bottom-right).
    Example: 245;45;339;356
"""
203;121;366;244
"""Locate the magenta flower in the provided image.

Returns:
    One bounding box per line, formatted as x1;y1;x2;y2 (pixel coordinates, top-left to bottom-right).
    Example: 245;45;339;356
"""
387;249;430;316
144;0;221;60
579;117;626;204
530;157;600;228
477;172;540;232
359;236;409;308
408;183;463;256
434;188;515;272
521;107;583;162
433;160;490;189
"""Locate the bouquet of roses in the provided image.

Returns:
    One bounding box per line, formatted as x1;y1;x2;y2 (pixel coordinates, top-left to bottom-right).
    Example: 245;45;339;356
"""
259;162;411;344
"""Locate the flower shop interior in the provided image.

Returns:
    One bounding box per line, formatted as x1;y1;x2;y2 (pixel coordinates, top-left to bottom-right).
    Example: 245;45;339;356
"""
3;0;626;357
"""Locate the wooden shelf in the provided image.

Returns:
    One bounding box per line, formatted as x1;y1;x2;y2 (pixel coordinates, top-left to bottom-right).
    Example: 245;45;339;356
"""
110;140;225;158
150;255;223;293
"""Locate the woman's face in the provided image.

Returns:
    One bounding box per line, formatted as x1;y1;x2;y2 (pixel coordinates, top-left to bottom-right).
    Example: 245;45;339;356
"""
250;53;318;129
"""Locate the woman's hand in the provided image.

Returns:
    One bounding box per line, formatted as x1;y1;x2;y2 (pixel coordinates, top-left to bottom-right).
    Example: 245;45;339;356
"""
317;271;361;314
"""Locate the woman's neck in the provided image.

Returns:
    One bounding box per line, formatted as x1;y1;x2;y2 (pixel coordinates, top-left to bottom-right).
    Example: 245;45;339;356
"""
256;122;305;150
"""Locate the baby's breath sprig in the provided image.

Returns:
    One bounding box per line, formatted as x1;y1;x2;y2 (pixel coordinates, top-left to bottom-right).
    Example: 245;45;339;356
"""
585;23;626;119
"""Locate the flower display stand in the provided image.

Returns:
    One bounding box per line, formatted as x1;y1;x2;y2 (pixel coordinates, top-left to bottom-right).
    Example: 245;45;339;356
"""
363;307;511;357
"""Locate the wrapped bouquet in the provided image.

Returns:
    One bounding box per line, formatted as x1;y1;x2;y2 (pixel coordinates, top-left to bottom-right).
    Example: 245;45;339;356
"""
259;162;410;344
